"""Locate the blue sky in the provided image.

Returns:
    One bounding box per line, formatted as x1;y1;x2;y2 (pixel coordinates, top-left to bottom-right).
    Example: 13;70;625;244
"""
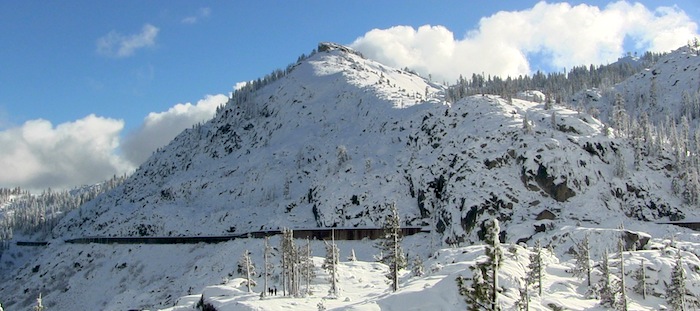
1;1;699;190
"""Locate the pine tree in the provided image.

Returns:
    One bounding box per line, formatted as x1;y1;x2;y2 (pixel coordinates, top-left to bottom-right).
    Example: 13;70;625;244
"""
632;258;648;299
376;203;407;292
484;218;503;310
411;255;424;277
650;78;658;108
572;234;592;287
615;240;628;311
612;92;628;137
666;252;687;311
598;249;619;308
683;167;700;206
614;151;626;178
280;228;298;296
516;284;530;311
526;240;544;296
299;239;316;296
544;95;554;110
262;237;272;297
238;249;256;292
457;267;490;311
323;229;339;297
632;121;643;170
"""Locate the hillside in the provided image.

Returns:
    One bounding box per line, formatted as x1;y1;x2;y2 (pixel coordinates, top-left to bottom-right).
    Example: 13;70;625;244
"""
1;43;700;310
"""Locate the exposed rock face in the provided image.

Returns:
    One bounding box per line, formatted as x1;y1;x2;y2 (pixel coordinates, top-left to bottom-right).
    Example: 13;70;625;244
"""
534;164;576;202
622;230;651;250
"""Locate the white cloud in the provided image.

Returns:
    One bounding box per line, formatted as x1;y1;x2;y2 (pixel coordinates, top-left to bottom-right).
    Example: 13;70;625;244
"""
233;81;249;91
97;24;159;58
182;7;211;24
121;94;228;166
351;1;699;82
0;115;133;191
0;94;229;191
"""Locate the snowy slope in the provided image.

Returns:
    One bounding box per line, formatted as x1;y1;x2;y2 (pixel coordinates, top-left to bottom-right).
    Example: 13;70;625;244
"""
52;43;446;239
2;43;700;310
572;45;700;124
52;44;688;242
162;237;700;311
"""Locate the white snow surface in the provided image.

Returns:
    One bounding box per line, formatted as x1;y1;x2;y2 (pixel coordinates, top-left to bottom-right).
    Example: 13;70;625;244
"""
2;44;700;310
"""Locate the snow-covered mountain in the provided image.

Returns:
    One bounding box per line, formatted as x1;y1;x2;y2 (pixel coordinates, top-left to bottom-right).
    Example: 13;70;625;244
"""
2;43;700;310
572;45;700;125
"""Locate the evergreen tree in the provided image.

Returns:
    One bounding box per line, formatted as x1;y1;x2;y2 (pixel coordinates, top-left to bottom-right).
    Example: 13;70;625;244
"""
299;239;316;296
280;228;299;296
263;237;273;297
598;249;619;308
615;240;628;311
457;267;490;311
683;167;700;206
614;151;626;178
612;92;629;137
526;240;544;296
323;229;339;297
632;258;648;299
666;252;687;311
376;203;407;292
649;78;658;108
483;218;503;310
632;120;644;170
572;234;592;287
470;267;491;310
544;95;554;110
238;249;256;292
411;255;424;277
516;284;530;311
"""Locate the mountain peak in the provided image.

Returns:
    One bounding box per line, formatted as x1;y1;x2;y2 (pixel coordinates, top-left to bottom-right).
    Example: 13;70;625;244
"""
317;42;363;57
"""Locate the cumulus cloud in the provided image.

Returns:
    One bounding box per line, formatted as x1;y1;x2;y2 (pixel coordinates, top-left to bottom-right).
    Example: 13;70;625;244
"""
0;115;133;191
351;1;699;82
0;93;228;191
121;94;228;165
233;81;249;91
97;24;159;58
182;7;211;24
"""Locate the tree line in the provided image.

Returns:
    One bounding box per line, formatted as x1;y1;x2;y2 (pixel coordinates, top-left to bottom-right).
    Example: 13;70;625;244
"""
0;174;127;249
445;51;664;105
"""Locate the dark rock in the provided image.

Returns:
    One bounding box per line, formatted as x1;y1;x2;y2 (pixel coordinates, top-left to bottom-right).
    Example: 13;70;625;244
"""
536;209;556;220
622;230;651;250
534;164;575;202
